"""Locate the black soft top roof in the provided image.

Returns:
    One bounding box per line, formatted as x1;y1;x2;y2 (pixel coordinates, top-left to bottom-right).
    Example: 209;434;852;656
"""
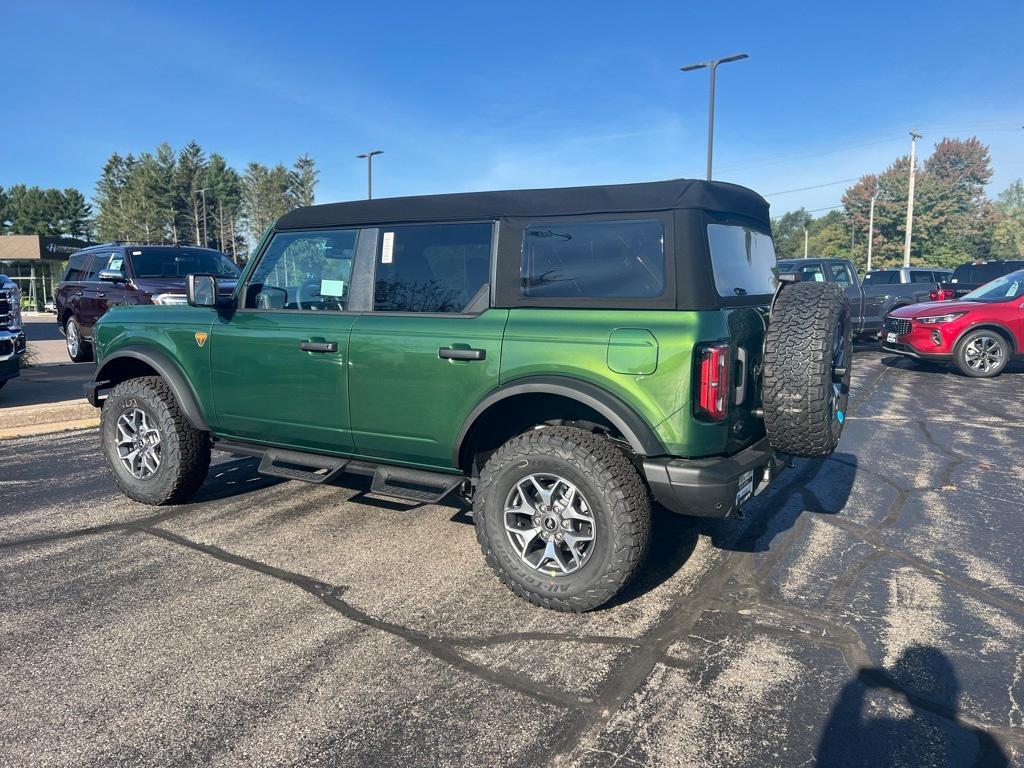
275;178;769;230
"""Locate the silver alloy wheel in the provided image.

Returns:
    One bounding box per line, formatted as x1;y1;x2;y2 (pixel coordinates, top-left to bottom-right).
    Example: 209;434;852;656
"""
66;320;80;358
115;408;162;479
963;335;1004;373
503;473;596;576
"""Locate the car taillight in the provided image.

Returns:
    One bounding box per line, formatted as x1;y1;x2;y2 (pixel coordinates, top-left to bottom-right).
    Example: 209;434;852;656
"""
929;289;939;301
930;288;954;301
695;343;731;422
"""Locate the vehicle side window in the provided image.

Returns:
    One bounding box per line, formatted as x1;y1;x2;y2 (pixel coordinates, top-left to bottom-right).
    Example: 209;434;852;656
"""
63;253;91;282
374;223;492;313
106;251;126;275
245;229;357;311
910;270;934;283
795;264;825;282
829;264;853;285
522;219;666;298
85;252;114;281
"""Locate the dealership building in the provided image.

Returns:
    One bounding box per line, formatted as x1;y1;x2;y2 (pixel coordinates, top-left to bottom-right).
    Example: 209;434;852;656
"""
0;235;95;309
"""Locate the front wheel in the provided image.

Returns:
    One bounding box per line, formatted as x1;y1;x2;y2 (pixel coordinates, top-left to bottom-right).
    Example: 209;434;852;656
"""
954;330;1009;378
474;426;651;612
100;376;211;505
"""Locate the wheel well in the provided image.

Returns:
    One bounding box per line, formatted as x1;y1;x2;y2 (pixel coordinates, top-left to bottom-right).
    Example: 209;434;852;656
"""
956;324;1017;354
458;393;626;475
98;357;161;388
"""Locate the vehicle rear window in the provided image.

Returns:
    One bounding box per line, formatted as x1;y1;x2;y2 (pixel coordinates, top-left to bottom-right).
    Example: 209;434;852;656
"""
375;223;492;313
130;248;240;279
63;253;91;282
521;219;665;299
707;224;777;297
910;270;935;283
864;270;898;285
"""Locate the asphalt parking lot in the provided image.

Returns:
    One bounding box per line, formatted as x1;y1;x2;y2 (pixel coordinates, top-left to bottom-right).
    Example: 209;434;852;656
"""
1;349;1022;767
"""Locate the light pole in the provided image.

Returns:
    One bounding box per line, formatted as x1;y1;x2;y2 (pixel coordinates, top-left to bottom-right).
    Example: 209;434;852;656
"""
903;130;921;267
680;53;749;181
803;225;809;258
356;150;383;199
866;191;879;272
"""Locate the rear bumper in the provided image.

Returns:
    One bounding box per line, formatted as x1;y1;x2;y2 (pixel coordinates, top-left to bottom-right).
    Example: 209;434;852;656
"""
84;379;110;407
642;436;787;518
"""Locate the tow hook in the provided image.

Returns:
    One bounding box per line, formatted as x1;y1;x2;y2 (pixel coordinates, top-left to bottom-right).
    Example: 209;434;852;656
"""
458;478;474;504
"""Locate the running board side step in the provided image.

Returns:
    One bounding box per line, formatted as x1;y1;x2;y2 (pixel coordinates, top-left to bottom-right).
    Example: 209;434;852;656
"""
257;448;348;484
370;466;462;503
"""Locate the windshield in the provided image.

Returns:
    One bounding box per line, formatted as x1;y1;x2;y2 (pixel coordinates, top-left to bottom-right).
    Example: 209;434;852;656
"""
129;248;240;279
961;270;1024;302
708;224;778;296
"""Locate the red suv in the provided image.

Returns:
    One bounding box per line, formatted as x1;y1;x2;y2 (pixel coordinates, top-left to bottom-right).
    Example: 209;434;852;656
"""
883;269;1024;377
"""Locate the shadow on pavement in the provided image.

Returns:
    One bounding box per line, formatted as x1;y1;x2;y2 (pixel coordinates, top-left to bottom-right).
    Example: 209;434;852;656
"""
700;452;856;554
816;645;1009;767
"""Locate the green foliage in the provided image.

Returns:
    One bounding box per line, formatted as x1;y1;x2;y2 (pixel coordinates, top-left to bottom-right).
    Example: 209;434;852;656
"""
0;184;93;238
841;137;1008;271
90;142;316;261
771;208;851;260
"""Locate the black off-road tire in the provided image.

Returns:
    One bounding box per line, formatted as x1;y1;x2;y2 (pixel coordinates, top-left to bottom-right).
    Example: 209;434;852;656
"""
474;426;651;612
100;376;211;505
953;329;1010;378
762;281;851;458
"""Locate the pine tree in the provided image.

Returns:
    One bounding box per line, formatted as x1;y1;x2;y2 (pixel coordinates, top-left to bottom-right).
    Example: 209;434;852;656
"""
289;154;318;207
59;189;93;239
175;141;207;245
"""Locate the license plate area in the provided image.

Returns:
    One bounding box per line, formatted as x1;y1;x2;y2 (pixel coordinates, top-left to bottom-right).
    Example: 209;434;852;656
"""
736;470;755;507
886;332;897;343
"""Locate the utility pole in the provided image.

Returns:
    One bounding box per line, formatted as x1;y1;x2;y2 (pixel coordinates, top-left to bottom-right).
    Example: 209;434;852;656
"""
866;191;879;272
903;130;921;268
680;53;749;181
356;150;383;199
803;225;809;258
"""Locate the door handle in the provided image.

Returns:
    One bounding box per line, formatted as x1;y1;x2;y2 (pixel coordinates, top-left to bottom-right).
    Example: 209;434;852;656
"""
97;292;106;298
299;341;338;353
74;291;83;297
439;347;486;361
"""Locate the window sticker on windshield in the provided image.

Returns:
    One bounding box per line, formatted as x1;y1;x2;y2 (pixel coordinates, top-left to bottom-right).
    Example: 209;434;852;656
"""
320;279;345;297
382;231;394;264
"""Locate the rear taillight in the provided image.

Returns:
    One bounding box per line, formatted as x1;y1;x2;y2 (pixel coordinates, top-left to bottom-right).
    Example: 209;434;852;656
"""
930;287;954;301
695;343;731;422
929;289;939;301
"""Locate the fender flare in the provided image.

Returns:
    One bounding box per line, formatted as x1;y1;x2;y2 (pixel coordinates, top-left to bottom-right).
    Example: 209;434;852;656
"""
454;375;665;467
95;346;210;431
952;322;1019;354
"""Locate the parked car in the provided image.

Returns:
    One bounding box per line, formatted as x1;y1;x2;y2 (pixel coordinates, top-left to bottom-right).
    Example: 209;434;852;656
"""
776;257;940;338
883;268;1024;377
938;260;1024;300
85;179;851;611
56;244;240;362
0;274;27;391
43;300;56;314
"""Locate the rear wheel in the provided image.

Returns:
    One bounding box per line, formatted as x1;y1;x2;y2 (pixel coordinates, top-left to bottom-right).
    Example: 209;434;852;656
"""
762;281;851;458
954;330;1009;378
65;317;93;363
474;426;651;612
100;376;211;505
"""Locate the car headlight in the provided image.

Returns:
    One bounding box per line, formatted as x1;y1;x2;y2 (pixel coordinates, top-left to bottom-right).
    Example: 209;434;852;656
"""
915;312;967;324
152;293;188;306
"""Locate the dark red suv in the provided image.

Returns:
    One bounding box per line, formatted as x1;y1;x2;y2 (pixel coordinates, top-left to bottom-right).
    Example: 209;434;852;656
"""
883;269;1024;377
56;244;239;362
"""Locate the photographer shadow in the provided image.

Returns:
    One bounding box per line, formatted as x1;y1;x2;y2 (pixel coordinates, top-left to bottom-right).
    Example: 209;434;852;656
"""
817;646;1008;767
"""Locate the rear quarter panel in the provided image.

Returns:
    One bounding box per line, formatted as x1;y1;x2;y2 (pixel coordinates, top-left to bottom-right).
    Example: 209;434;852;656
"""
500;308;759;458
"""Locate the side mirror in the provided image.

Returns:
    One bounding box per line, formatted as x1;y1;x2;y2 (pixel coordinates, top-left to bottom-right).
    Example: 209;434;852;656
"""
187;273;218;307
98;269;126;283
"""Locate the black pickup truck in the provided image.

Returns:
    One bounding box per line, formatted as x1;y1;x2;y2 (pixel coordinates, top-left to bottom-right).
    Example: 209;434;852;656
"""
777;258;943;338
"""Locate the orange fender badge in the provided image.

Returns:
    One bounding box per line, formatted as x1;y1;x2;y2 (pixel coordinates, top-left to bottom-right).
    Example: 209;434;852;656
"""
195;332;208;347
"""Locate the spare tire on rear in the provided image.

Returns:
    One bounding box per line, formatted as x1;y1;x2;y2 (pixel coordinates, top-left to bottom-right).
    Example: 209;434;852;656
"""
762;281;851;458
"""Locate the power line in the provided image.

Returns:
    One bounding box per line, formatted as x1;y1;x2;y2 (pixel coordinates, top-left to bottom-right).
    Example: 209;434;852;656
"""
764;178;860;196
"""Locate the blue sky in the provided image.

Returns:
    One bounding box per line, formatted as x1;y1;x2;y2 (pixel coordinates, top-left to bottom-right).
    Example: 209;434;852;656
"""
2;0;1021;218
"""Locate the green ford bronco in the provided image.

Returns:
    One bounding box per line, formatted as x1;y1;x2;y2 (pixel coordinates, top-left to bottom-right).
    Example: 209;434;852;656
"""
86;179;851;611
